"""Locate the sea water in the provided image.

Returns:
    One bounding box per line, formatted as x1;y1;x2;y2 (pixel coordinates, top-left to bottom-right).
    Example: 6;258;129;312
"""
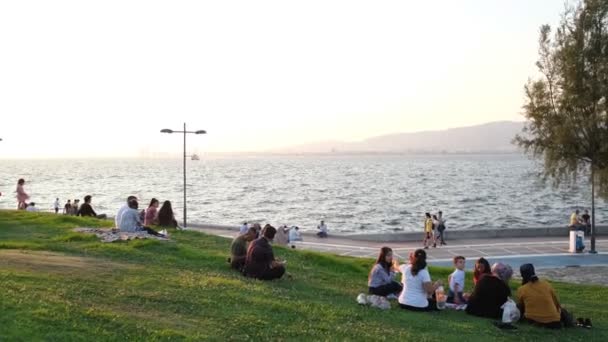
0;154;600;233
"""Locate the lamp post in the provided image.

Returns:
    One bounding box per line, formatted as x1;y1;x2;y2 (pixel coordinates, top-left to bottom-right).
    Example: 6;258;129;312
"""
160;123;206;228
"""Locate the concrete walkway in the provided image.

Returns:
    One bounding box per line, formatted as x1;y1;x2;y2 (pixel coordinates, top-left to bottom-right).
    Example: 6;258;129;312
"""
190;226;608;271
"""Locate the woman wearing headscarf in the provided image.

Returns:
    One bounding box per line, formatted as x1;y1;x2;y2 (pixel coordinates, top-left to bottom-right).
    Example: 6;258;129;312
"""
466;262;513;319
517;263;573;329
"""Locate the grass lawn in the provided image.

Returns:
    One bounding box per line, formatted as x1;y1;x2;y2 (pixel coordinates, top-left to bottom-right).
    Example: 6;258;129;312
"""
0;210;606;341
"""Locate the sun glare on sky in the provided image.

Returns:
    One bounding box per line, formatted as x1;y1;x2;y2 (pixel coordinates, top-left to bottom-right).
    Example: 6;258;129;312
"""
0;0;564;158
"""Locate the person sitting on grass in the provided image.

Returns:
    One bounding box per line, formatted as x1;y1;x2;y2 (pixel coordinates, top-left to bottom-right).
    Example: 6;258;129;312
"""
447;256;468;304
115;195;137;228
144;198;160;226
229;227;257;271
77;195;107;219
71;199;80;216
25;202;39;212
119;199;166;237
466;263;512;319
243;225;286;280
368;247;402;298
398;249;442;311
473;257;492;285
274;225;289;246
517;263;575;329
158;200;179;228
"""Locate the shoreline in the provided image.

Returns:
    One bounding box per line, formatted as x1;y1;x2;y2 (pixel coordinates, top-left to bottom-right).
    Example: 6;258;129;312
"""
3;209;605;243
187;222;608;242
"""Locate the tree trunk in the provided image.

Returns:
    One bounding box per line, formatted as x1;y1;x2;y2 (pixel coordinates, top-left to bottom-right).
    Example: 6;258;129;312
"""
591;166;597;253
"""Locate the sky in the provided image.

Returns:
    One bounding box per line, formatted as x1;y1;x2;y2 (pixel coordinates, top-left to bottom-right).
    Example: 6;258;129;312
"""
0;0;566;158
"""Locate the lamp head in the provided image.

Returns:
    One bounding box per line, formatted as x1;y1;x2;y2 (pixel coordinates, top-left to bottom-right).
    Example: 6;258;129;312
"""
195;130;207;135
160;129;173;134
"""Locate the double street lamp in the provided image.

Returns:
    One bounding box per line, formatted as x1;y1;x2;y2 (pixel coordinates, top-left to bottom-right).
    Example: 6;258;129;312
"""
160;123;206;228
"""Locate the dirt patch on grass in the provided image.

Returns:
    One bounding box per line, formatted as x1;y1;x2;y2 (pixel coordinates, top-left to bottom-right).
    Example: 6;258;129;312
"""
0;249;139;275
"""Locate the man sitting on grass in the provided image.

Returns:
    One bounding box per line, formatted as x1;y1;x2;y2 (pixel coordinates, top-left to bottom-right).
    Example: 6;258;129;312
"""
229;227;257;271
77;195;107;219
243;225;285;280
118;199;166;237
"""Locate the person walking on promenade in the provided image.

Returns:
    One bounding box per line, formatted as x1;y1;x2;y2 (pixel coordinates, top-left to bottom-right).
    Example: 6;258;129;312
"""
63;199;72;214
317;220;328;238
581;209;591;234
16;178;29;210
436;211;447;245
53;198;60;214
423;213;433;249
569;209;581;228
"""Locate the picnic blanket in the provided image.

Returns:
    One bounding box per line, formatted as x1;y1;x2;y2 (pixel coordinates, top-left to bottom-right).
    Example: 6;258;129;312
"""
73;228;170;243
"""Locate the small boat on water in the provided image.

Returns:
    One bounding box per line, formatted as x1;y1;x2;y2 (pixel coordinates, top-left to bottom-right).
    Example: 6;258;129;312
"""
191;154;200;161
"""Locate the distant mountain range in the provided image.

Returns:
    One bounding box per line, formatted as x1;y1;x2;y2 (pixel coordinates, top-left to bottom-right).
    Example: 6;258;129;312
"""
275;121;525;154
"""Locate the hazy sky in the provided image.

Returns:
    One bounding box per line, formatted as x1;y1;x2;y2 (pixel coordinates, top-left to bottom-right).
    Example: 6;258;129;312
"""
0;1;564;158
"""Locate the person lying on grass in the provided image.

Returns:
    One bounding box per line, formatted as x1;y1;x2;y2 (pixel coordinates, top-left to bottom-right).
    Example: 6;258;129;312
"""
229;227;257;271
243;225;285;280
368;247;402;298
118;199;166;237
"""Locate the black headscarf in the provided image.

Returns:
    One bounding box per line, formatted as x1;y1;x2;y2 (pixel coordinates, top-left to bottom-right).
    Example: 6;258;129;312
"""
520;263;539;285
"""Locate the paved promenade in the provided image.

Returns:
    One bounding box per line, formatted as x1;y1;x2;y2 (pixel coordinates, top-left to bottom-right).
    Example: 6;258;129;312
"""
190;227;608;286
190;226;608;269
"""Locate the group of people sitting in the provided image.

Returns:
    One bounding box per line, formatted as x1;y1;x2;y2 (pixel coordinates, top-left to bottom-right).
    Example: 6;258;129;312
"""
229;224;287;280
367;247;587;329
114;196;180;237
61;195;108;219
240;222;303;246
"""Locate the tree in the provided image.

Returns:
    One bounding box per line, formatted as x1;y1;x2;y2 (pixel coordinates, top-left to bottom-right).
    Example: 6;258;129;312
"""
515;0;608;253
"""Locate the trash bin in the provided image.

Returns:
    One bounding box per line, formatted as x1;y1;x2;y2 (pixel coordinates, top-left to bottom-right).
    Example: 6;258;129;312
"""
568;226;585;253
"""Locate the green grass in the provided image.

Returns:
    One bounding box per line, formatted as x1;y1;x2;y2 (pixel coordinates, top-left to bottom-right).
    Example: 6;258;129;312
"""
0;209;606;341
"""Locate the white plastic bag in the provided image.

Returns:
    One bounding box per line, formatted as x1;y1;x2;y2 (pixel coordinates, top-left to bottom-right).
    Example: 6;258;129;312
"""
501;298;521;324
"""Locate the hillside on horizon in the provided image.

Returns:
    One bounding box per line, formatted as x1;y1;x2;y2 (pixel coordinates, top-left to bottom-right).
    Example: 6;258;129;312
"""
275;121;525;154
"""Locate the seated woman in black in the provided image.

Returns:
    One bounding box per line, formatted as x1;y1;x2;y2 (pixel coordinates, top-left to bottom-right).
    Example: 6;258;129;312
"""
243;225;285;280
157;200;178;228
368;247;402;297
466;262;513;319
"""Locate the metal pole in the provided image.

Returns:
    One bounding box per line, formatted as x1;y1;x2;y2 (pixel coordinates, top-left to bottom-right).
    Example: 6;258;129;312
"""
183;122;187;228
590;166;597;253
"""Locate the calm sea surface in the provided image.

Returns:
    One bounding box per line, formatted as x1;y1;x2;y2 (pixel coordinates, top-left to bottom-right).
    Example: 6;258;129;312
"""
0;154;601;233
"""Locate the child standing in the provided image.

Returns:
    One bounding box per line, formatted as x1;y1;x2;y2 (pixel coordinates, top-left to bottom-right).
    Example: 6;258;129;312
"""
53;198;60;214
423;213;433;249
448;256;467;304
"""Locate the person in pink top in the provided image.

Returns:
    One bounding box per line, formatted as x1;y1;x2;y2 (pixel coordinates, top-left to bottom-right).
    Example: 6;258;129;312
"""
144;198;160;226
16;178;29;210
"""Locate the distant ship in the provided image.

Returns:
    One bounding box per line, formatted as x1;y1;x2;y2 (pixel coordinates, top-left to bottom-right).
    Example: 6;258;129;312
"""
191;154;200;161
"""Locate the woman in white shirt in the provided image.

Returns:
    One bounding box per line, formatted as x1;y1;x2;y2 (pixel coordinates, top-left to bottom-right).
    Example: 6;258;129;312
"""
398;249;442;311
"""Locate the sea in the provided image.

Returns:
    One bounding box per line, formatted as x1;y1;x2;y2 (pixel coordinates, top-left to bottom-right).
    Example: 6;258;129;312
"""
0;154;601;233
